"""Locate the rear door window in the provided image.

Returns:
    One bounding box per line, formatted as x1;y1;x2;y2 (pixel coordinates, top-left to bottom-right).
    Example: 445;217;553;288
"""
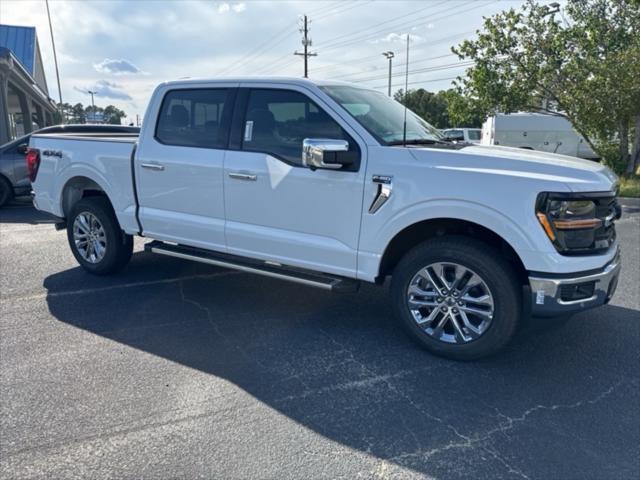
156;89;232;149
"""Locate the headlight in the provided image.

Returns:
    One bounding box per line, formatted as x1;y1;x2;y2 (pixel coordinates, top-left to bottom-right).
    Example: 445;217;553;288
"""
536;193;617;254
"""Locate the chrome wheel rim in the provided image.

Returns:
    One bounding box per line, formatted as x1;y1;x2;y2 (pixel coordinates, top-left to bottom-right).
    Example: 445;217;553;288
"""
407;262;494;344
73;211;107;263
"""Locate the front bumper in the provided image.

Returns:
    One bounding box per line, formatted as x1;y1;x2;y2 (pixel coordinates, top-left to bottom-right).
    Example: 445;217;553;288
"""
528;249;621;317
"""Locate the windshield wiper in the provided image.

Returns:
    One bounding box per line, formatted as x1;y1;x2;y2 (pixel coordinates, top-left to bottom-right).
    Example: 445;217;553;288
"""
387;139;451;146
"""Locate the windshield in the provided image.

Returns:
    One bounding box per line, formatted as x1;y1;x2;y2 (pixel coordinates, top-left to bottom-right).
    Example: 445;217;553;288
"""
320;85;444;145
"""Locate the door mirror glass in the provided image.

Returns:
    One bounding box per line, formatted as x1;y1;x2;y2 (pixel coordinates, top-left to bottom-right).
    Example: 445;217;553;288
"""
17;143;28;154
302;138;349;170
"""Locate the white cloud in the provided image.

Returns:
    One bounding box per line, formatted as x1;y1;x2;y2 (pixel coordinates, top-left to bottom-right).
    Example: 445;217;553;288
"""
373;32;426;44
74;80;132;101
94;58;143;75
218;2;245;14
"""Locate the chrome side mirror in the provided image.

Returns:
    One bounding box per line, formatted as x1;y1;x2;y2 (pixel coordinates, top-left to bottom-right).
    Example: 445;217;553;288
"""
302;138;349;170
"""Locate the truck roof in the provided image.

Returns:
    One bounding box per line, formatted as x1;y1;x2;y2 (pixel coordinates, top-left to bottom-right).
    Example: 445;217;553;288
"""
160;76;364;89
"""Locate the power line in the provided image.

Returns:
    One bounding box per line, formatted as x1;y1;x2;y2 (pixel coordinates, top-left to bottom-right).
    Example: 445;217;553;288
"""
316;1;491;53
311;53;387;73
313;0;449;48
372;75;459;91
247;1;490;78
304;1;344;17
314;0;375;22
218;25;296;75
330;52;460;80
349;60;474;84
314;0;472;51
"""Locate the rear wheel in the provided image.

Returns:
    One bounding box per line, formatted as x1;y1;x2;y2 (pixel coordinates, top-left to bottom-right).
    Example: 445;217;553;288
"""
391;236;521;360
67;197;133;275
0;176;13;207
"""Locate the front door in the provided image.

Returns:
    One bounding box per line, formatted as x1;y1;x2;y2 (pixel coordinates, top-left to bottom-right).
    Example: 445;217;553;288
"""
223;87;366;278
135;87;235;251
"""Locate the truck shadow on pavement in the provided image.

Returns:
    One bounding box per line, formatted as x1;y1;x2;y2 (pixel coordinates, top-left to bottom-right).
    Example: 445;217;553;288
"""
0;199;59;225
42;254;639;478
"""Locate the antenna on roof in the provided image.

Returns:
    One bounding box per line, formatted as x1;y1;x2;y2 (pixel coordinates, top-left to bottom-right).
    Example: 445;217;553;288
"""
402;33;410;147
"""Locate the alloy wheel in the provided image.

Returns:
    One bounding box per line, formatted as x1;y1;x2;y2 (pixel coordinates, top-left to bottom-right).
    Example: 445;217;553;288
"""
73;211;107;263
406;262;495;344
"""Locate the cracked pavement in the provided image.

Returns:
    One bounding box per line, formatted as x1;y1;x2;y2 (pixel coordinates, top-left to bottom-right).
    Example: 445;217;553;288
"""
1;198;639;479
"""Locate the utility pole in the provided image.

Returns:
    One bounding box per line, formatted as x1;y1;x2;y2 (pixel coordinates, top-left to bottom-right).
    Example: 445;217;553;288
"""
45;0;64;123
294;15;317;78
382;51;394;96
87;90;96;122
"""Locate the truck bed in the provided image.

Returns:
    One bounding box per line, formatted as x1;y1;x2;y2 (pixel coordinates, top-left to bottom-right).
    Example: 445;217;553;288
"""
29;133;140;234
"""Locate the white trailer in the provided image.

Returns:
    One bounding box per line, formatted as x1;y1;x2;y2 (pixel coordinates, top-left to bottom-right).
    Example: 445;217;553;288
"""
481;113;599;160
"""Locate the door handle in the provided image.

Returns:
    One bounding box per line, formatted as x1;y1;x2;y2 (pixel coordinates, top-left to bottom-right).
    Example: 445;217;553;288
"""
228;171;257;181
141;162;165;171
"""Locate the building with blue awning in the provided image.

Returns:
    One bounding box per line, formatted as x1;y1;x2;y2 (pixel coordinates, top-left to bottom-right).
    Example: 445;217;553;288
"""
0;24;57;144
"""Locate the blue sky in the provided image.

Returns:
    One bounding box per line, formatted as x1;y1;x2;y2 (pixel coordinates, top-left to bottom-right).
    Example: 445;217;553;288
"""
1;0;534;124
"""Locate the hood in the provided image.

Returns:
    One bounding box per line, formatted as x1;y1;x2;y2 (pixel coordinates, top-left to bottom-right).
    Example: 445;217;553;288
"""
409;144;617;193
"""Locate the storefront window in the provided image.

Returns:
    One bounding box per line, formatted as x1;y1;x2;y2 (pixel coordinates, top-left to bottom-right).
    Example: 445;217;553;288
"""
7;83;27;140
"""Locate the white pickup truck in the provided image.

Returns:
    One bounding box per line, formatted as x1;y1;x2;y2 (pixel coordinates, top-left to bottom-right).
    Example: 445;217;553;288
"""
28;77;622;359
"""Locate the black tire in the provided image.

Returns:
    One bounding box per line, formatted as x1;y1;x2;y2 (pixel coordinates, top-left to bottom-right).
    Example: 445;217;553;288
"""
391;235;522;361
0;176;13;207
66;196;133;275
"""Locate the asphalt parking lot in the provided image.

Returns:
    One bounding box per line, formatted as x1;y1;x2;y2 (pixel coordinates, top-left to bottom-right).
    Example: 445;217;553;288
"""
1;198;638;480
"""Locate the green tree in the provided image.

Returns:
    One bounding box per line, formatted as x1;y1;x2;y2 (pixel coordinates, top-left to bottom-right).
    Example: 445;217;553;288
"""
70;103;86;124
103;105;127;125
452;0;640;174
442;89;485;128
394;88;450;129
394;88;485;128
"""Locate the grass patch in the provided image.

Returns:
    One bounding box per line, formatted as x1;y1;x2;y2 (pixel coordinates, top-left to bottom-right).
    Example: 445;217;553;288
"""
619;176;640;198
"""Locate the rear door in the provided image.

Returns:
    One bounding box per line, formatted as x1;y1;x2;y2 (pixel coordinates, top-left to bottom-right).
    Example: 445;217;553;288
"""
135;86;236;251
222;86;366;278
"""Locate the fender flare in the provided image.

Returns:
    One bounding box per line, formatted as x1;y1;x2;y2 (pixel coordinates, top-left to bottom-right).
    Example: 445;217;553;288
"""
364;198;551;280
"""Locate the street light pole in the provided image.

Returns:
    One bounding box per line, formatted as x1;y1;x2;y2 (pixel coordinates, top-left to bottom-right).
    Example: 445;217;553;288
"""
87;90;96;123
45;0;64;123
382;51;394;97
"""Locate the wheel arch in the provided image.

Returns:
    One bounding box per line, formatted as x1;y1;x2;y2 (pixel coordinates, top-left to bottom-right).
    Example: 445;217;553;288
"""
61;175;112;218
377;218;528;284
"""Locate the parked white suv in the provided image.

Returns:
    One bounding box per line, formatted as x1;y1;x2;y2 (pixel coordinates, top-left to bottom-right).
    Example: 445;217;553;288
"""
28;77;621;359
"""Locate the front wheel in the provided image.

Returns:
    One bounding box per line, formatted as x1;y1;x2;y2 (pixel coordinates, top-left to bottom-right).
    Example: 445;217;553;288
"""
391;236;522;360
67;197;133;275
